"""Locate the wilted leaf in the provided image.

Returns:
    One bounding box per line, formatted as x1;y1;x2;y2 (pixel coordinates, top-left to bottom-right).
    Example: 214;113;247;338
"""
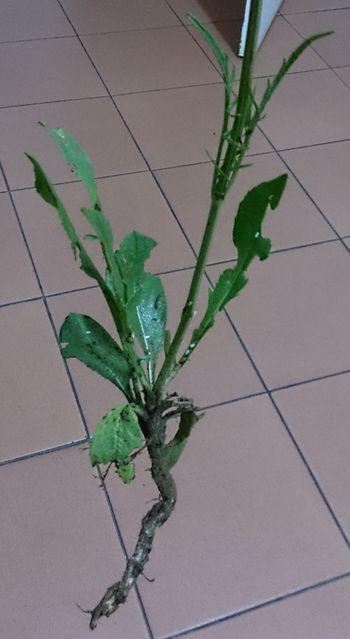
89;404;143;472
60;313;132;398
163;410;198;471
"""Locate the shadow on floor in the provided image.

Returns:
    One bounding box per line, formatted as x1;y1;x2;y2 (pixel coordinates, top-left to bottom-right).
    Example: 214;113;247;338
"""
195;0;246;55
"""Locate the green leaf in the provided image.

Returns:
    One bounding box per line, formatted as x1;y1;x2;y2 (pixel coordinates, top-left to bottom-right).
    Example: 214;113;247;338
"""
126;273;167;361
60;313;132;399
163;410;198;471
186;13;234;90
116;461;135;484
233;173;287;269
186;268;247;349
183;174;288;354
89;404;143;470
42;124;101;209
119;230;157;271
26;153;80;257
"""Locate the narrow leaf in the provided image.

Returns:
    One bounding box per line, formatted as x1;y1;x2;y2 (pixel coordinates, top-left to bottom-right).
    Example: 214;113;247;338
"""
60;313;132;398
187;13;230;82
257;31;333;117
42;124;101;209
26;153;79;257
89;404;143;470
163;410;198;471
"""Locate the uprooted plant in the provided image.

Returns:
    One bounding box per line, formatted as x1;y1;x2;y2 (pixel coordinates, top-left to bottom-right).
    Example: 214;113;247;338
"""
26;0;331;630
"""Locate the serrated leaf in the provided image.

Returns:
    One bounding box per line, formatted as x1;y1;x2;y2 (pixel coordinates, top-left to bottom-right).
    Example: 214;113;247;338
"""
60;313;132;398
89;405;143;471
233;173;287;269
126;272;167;361
163;410;198;471
42;124;100;209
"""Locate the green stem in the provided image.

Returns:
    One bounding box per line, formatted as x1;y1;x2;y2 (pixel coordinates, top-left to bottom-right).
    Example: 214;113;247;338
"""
154;0;262;395
216;0;260;197
154;197;222;393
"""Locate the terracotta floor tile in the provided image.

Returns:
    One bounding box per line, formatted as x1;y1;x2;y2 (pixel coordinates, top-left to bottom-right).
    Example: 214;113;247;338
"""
48;271;263;420
257;69;350;149
0;301;85;461
0;38;106;107
274;373;350;538
0;193;40;304
106;398;350;637
168;0;245;24
0;0;73;42
13;173;194;294
282;141;350;236
156;154;334;264
281;0;349;12
184;578;350;638
0;447;149;638
209;242;350;389
83;27;219;95
60;0;180;34
286;9;350;68
189;16;326;79
117;84;271;170
0;98;146;191
334;65;350;87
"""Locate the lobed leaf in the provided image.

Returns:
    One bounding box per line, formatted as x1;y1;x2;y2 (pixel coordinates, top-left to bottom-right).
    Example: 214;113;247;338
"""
89;404;143;471
181;174;288;357
60;313;132;399
233;173;287;269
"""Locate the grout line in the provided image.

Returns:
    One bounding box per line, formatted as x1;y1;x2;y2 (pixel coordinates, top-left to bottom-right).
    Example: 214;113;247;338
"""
0;236;343;312
112;80;223;98
54;2;201;265
257;133;350;255
282;6;350;15
204;265;350;550
0;437;88;468
0;160;91;441
9;167;149;193
97;470;155;639
271;368;350;393
164;570;350;638
280;13;350;94
0;94;108;111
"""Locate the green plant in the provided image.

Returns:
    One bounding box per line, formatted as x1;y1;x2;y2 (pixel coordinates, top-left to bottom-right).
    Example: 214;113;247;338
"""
27;1;331;630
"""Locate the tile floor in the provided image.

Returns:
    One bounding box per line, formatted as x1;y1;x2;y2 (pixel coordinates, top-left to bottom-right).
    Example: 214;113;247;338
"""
1;0;350;637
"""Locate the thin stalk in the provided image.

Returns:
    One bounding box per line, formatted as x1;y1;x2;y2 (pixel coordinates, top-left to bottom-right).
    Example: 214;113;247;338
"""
154;1;261;394
154;196;221;393
216;0;261;197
